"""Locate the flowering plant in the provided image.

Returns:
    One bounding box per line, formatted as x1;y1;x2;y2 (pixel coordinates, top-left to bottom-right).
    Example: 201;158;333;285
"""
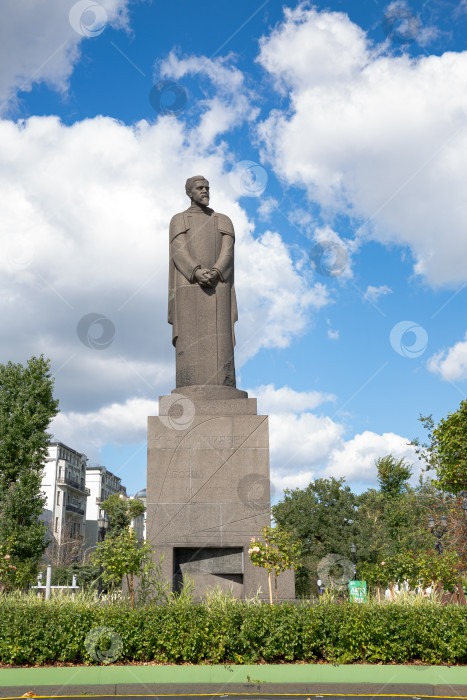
248;526;302;604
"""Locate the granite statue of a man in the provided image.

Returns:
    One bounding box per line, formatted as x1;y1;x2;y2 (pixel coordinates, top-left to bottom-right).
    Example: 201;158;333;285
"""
168;176;238;389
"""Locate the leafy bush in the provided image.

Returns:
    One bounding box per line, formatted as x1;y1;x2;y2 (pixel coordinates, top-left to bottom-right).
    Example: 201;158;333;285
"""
359;550;462;592
0;538;40;591
0;592;466;666
44;563;102;589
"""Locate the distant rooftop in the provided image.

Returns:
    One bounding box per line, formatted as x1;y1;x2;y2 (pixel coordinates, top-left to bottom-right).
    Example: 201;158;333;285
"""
49;441;86;458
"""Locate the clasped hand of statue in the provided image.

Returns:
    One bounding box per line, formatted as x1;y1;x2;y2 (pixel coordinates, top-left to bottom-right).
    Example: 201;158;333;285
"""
194;268;220;288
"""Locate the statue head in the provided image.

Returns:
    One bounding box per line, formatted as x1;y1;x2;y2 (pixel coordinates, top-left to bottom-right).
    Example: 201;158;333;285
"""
186;176;210;207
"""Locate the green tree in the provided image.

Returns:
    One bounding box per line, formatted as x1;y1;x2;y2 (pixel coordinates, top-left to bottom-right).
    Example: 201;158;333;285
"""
248;526;302;604
412;402;467;494
92;529;153;607
100;493;145;537
410;415;439;473
377;455;412;497
94;494;163;606
356;456;434;562
359;550;461;594
0;356;59;585
272;477;357;595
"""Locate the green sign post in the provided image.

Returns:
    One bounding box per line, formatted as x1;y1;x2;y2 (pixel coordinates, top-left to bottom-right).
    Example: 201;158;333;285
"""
349;580;367;603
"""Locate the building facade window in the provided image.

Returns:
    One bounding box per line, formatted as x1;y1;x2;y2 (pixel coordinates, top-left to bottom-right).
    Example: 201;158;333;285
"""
57;491;60;506
55;517;59;533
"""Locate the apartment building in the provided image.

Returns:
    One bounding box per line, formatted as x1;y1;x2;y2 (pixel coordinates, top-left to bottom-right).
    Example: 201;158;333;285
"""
42;442;90;548
85;465;127;548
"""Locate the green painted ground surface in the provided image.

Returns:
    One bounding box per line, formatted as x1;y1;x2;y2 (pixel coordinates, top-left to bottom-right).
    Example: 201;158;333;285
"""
0;664;466;687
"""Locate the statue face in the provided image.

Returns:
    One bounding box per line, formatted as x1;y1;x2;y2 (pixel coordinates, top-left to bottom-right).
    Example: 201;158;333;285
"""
189;179;210;207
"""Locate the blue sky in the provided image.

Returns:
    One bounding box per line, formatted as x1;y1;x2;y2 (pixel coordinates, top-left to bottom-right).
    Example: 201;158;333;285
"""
1;0;467;499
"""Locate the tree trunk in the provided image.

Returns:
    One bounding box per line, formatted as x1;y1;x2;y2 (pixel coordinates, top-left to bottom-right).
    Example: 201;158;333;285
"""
268;571;273;605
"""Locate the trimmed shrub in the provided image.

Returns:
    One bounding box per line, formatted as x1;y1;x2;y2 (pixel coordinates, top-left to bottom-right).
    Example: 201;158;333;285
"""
0;594;466;666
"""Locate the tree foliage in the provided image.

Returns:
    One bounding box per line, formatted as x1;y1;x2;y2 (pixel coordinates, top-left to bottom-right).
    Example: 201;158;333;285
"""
272;477;357;595
359;550;461;593
376;455;412;497
434;402;467;493
411;402;467;493
100;493;145;538
0;538;20;592
272;477;357;557
94;495;150;606
355;458;434;563
0;356;59;584
272;455;465;595
248;526;302;604
92;529;153;607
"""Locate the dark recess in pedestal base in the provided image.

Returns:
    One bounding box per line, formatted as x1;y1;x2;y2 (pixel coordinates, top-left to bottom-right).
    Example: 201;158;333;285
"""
173;546;244;594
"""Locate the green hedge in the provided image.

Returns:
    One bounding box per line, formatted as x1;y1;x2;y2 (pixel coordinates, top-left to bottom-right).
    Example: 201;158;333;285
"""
0;597;466;666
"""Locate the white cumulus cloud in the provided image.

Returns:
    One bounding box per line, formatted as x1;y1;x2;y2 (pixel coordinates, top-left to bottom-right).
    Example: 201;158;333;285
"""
257;197;279;221
52;397;158;453
326;318;339;340
0;0;131;114
324;431;421;485
363;285;393;303
252;383;335;414
252;385;422;494
428;331;467;381
256;5;467;287
157;52;259;147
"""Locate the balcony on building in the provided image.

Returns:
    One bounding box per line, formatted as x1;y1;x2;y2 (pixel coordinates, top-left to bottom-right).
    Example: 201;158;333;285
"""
57;474;91;496
65;503;85;515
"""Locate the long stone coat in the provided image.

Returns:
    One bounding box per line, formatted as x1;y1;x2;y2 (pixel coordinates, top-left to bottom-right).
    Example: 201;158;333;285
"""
168;204;238;388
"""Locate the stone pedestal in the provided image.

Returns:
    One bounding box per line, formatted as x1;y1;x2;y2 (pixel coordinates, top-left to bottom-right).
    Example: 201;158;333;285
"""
146;392;294;600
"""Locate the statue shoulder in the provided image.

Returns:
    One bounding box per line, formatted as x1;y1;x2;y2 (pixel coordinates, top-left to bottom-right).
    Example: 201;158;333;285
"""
215;212;235;237
169;212;188;241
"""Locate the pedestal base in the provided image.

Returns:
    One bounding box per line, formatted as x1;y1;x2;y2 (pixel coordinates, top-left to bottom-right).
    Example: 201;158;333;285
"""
146;395;295;600
173;385;248;401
